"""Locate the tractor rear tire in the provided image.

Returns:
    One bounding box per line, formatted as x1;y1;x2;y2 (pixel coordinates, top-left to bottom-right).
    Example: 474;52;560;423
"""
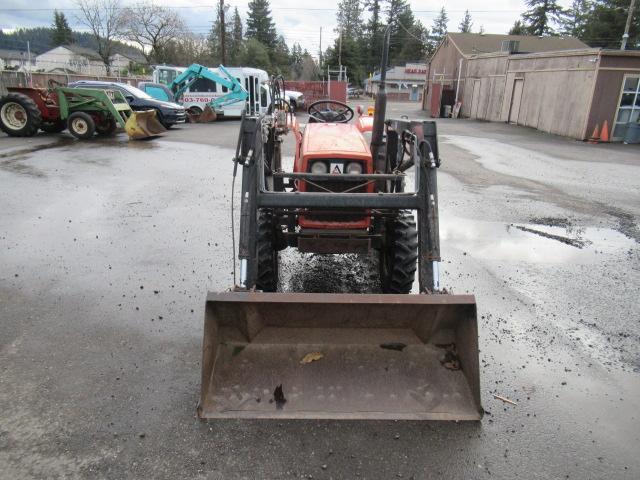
380;211;418;294
256;211;279;292
67;112;96;140
40;120;66;134
0;92;42;137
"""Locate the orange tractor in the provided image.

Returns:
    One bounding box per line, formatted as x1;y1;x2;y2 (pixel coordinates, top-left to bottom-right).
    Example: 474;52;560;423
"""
199;29;481;421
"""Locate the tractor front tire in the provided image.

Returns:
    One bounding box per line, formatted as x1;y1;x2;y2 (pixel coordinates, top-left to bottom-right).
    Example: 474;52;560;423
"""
256;211;279;292
380;211;418;294
0;92;42;137
67;112;96;140
40;120;67;134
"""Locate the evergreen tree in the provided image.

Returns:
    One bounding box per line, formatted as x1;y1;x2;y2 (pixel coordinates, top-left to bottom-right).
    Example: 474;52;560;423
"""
522;0;565;35
51;10;73;45
459;10;473;33
582;0;640;48
271;35;291;75
228;7;243;65
509;20;527;35
364;0;384;72
561;0;590;38
395;7;429;63
386;0;410;60
431;7;449;43
336;0;364;39
245;0;277;49
207;15;224;63
290;43;304;78
239;38;271;70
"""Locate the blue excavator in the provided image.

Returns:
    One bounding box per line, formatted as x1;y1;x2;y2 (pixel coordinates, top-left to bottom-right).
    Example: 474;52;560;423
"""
139;64;248;122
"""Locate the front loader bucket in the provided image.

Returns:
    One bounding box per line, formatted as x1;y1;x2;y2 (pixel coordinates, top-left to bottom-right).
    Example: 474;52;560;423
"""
124;110;166;139
199;292;482;421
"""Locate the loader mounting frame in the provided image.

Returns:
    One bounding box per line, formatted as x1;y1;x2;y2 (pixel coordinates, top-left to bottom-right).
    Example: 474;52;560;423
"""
236;115;442;293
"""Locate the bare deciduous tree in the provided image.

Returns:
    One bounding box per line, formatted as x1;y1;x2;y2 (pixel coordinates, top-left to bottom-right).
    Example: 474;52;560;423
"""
75;0;124;74
122;2;186;64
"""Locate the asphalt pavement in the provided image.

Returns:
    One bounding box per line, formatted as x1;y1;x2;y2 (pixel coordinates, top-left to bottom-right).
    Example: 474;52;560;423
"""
1;103;639;479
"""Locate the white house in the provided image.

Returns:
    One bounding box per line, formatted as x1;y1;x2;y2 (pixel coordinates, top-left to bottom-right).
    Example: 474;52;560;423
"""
35;45;142;76
0;49;34;71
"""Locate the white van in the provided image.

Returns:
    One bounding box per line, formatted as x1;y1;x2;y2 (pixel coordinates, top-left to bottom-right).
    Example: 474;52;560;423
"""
152;65;271;117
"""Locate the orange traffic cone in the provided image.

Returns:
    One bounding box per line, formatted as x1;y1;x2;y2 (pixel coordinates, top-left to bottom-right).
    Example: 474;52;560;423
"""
588;123;600;144
600;120;610;143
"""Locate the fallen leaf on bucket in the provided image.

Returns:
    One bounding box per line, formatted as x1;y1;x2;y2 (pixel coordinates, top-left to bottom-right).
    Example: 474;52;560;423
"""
300;352;324;364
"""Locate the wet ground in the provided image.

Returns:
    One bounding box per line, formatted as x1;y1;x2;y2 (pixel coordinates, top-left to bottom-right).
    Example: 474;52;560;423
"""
1;104;639;479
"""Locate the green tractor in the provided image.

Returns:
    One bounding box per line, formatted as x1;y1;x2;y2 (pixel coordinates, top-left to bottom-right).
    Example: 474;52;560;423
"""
0;85;165;140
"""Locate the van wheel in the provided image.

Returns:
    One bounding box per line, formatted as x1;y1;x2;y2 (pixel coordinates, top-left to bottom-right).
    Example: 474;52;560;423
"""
380;211;418;294
67;112;96;140
0;92;42;137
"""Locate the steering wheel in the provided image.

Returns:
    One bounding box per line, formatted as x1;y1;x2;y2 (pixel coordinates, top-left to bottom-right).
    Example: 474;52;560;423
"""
307;100;354;123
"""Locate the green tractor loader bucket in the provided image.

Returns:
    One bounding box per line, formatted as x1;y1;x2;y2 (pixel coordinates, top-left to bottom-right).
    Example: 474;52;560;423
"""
125;110;166;139
199;292;482;421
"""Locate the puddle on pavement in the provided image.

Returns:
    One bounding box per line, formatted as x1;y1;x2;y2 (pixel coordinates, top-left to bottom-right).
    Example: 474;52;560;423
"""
441;215;635;264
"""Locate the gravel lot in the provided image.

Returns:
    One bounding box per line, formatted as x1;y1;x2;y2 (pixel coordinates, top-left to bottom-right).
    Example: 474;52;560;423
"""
1;102;639;479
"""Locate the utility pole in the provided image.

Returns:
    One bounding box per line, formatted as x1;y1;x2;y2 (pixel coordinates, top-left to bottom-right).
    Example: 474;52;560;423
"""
338;28;342;82
219;0;226;64
27;41;32;86
319;27;322;66
621;0;637;50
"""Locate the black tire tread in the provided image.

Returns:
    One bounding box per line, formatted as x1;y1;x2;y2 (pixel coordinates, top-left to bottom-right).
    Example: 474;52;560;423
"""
0;92;42;137
381;211;418;294
255;211;279;292
67;111;96;140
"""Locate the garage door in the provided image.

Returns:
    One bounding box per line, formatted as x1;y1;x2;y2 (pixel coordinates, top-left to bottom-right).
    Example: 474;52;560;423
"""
509;79;524;124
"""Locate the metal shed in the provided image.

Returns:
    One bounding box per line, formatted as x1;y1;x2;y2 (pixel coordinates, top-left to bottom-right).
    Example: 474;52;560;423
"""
462;48;640;141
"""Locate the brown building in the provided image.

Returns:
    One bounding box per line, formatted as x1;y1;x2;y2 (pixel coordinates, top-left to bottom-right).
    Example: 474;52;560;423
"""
366;63;427;101
462;48;640;141
424;33;587;117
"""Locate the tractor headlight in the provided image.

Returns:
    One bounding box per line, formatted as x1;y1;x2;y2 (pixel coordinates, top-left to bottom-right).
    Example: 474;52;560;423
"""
310;161;328;174
346;162;363;174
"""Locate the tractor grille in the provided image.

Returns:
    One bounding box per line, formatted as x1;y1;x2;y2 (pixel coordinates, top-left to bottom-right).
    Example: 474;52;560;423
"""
305;181;368;194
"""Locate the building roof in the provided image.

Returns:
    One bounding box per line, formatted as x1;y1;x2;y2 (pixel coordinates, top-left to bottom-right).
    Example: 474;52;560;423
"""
37;45;103;61
114;49;147;63
0;48;28;60
63;44;103;61
447;33;588;56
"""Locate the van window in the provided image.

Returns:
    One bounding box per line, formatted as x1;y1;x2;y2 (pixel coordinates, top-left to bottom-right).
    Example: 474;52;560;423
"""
190;78;217;93
261;85;268;107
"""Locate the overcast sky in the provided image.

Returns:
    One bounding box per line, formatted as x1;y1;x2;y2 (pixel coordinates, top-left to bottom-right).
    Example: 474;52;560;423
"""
0;0;573;57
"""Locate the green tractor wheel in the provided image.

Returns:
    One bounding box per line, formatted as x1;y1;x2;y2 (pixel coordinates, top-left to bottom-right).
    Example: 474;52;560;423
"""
67;112;96;140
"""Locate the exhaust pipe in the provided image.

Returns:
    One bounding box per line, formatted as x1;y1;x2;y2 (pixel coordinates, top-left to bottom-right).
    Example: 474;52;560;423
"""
370;25;392;172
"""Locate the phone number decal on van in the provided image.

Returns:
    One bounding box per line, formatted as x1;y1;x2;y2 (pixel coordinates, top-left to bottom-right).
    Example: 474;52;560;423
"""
184;97;216;102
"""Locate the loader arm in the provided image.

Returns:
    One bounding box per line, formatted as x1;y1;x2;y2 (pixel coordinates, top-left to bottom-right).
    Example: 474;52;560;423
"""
169;64;248;109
